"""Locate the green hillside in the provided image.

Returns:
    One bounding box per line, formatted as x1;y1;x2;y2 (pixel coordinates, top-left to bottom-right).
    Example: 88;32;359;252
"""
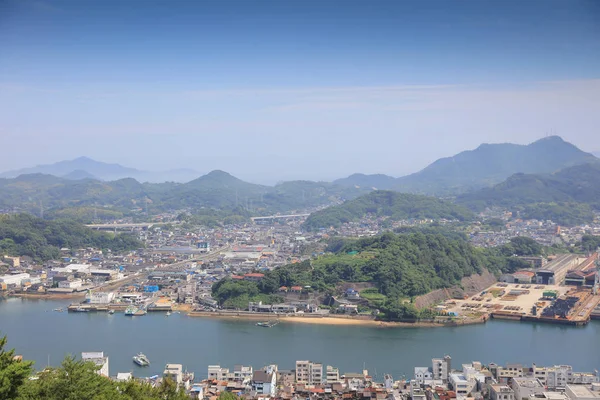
0;214;142;261
457;163;600;225
302;190;473;231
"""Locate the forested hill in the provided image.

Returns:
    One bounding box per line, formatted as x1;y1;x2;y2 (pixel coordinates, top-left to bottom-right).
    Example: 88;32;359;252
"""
212;231;528;320
302;190;473;231
0;214;142;261
456;163;600;225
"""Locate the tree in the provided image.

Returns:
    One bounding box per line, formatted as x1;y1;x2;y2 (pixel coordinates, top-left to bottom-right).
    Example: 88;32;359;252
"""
218;392;240;400
0;336;34;400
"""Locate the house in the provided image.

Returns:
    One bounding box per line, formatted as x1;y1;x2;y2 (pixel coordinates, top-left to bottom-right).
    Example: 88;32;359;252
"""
339;304;358;314
414;367;433;386
252;370;277;396
290;286;303;293
81;352;109;377
345;288;360;300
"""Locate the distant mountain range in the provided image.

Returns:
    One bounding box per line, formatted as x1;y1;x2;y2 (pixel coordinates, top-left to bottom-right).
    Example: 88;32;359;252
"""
333;136;598;195
0;170;366;220
0;136;598;224
0;157;200;183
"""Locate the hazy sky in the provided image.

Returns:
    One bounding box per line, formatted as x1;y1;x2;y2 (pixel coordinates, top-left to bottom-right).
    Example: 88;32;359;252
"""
1;0;599;183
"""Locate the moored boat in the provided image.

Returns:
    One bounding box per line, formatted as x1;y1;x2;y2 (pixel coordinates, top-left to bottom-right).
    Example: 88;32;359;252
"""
133;353;150;367
125;306;138;316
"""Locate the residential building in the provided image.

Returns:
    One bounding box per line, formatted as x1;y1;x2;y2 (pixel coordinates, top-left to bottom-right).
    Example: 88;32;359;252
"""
414;367;433;386
489;385;515;400
233;365;253;382
511;377;544;400
296;360;323;385
81;352;109;377
164;364;183;385
432;356;452;383
326;365;341;384
565;384;600;400
410;380;427;400
208;365;229;381
252;371;277;396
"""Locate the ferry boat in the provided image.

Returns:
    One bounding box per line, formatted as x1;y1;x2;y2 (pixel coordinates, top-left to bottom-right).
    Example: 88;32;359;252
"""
133;353;150;367
125;306;138;316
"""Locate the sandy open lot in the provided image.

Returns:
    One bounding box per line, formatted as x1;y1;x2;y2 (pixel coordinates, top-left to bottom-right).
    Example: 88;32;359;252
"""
443;283;572;317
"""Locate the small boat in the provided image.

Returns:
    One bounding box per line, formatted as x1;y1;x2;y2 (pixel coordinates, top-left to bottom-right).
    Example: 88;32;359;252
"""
125;306;138;316
256;320;279;328
108;309;115;315
53;308;64;312
166;311;171;316
74;306;89;313
133;353;150;367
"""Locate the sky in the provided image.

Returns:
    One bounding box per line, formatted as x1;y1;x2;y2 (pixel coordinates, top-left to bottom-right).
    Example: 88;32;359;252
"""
0;0;599;184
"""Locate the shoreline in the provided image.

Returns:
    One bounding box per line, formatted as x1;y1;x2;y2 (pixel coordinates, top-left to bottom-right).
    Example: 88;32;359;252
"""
187;311;487;328
8;292;86;300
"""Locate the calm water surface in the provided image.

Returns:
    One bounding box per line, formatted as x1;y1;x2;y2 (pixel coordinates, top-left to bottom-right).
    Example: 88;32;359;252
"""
1;298;599;379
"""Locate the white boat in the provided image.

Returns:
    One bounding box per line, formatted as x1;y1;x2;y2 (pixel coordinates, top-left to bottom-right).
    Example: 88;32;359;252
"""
108;309;115;315
133;353;150;367
166;311;171;316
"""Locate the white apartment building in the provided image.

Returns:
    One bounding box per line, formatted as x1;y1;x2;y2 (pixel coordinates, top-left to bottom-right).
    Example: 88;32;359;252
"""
296;360;323;385
81;352;109;377
232;365;253;382
164;364;183;385
566;384;600;400
490;385;515;400
207;365;229;381
326;365;341;384
511;377;545;400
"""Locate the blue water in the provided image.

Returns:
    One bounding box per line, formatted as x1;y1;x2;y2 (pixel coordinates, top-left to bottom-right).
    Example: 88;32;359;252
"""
1;297;598;379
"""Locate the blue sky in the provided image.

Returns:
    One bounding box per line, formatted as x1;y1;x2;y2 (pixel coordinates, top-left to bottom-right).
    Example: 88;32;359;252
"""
1;0;599;183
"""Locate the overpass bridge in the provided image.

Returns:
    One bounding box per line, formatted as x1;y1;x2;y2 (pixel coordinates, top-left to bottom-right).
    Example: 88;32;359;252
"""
251;213;310;222
85;222;173;231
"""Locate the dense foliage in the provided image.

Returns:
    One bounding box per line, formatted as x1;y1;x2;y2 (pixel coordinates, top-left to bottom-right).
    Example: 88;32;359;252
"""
498;237;543;257
0;335;189;400
302;190;473;231
581;235;600;253
0;214;142;261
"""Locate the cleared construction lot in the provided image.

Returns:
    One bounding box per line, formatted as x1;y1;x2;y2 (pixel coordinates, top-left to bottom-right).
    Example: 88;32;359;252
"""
442;283;571;317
